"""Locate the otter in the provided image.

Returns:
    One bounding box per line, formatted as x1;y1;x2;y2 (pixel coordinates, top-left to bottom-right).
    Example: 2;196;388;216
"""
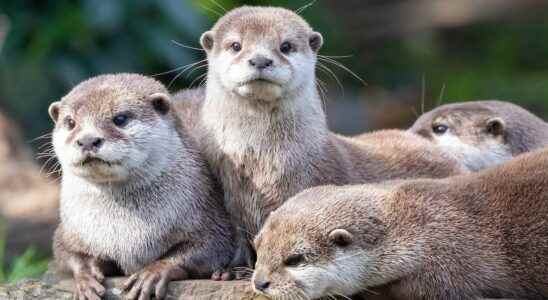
253;148;548;300
49;74;234;300
188;6;463;274
410;100;548;171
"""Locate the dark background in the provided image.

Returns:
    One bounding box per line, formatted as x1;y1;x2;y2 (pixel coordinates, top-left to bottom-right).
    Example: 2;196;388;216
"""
2;0;548;142
1;0;548;282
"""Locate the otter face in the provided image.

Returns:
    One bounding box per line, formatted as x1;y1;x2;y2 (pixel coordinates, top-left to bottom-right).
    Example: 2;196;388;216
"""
49;78;173;184
253;208;379;299
412;109;513;171
201;7;323;102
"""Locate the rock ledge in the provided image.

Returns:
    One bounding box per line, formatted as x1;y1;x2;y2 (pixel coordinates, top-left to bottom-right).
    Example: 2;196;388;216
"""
0;272;266;300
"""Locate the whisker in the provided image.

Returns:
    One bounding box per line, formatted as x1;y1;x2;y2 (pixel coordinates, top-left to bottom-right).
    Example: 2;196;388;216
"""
237;226;255;241
28;132;52;143
200;4;223;18
199;77;208;88
189;73;208;89
37;142;54;150
437;83;446;107
167;59;208;88
295;0;317;14
186;63;208;79
151;65;188;77
335;292;354;299
410;106;419;119
319;54;353;59
317;62;344;96
168;69;186;89
421;75;426;114
316;79;328;112
208;0;227;12
171;40;205;52
318;56;366;86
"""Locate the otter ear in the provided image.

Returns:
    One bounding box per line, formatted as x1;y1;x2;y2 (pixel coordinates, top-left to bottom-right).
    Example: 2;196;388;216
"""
200;31;215;52
329;229;353;247
48;101;61;123
486;117;505;136
149;93;170;115
309;32;323;53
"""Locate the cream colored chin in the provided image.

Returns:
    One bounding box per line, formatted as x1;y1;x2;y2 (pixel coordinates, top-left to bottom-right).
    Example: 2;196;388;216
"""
71;163;129;183
235;81;283;101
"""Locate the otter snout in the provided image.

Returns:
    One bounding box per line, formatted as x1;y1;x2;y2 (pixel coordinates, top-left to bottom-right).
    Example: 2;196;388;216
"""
76;135;104;152
253;278;271;292
249;55;273;70
252;270;272;294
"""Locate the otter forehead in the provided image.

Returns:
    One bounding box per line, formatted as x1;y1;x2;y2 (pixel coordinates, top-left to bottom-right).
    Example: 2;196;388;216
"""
212;6;313;40
258;185;386;250
429;106;492;124
258;216;325;251
58;74;168;121
411;103;495;138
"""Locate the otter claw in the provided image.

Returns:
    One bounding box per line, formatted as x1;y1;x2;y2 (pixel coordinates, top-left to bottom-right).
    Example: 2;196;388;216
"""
123;271;166;300
211;269;235;281
211;268;240;281
75;272;105;300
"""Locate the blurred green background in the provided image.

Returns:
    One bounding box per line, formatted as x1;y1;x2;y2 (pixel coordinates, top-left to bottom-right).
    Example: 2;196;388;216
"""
1;0;548;283
2;0;548;141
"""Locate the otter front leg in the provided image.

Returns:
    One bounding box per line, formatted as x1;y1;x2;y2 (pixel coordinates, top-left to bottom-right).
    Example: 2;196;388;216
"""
72;257;108;300
122;248;189;300
58;252;108;300
54;231;108;300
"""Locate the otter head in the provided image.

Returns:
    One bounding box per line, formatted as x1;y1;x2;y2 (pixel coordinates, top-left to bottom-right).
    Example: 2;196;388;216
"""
410;103;512;171
201;6;323;102
49;74;176;184
253;186;387;299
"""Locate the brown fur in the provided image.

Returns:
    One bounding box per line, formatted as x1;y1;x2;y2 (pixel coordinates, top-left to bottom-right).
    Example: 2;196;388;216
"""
181;6;463;272
51;74;234;300
255;148;548;299
410;100;548;170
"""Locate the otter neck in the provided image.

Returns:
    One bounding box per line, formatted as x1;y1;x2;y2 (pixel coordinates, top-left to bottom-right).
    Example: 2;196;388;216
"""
201;74;328;149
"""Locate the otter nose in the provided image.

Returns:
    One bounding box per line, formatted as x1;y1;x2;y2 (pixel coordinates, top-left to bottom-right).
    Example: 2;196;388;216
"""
254;279;271;292
249;55;273;70
76;135;104;152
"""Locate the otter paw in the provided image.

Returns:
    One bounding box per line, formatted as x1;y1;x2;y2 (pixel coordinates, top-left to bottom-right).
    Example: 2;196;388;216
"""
122;269;173;300
74;272;106;300
211;268;235;281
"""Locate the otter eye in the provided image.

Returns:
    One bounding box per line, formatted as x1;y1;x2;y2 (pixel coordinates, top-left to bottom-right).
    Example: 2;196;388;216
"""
283;254;305;267
280;42;292;54
231;42;242;52
113;114;129;127
432;124;448;135
64;117;76;130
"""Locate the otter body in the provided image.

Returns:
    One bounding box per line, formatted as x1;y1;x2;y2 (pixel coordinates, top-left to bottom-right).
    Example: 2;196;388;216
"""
51;74;234;300
188;6;462;272
410;100;548;171
254;149;548;300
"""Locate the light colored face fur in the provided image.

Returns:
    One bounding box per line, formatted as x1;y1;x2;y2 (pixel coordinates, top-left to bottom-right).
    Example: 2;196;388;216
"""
253;186;387;299
49;74;175;184
411;108;512;171
201;6;323;102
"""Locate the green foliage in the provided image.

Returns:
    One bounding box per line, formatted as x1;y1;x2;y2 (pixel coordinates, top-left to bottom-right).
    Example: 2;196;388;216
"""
0;226;48;283
1;0;548;141
2;247;49;283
